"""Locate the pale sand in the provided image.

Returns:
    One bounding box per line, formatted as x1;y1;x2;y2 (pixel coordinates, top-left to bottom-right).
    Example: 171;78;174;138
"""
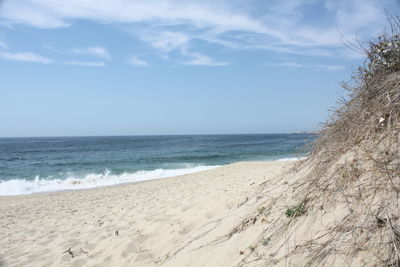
0;161;290;267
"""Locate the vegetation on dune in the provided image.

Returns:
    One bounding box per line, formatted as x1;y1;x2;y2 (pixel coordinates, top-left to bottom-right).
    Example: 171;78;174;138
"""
206;16;400;267
285;204;305;218
295;16;400;266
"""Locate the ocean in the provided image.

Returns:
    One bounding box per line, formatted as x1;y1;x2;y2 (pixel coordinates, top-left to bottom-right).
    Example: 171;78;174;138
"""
0;134;314;195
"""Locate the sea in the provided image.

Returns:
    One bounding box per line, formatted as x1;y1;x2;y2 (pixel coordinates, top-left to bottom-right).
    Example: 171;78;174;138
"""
0;134;315;195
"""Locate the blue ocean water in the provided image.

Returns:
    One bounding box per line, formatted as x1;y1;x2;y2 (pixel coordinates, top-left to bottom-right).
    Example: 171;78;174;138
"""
0;134;314;195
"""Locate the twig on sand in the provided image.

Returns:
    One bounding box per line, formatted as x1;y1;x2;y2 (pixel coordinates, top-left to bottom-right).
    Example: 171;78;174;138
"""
238;197;249;208
80;247;88;255
63;248;74;258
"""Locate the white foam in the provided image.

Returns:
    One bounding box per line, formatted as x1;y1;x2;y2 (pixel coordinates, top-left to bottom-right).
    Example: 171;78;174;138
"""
276;156;307;162
0;165;219;196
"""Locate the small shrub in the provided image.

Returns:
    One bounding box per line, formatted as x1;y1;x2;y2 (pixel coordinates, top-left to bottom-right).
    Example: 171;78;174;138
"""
258;206;266;214
258;206;271;215
261;237;271;246
285;205;305;218
367;34;400;76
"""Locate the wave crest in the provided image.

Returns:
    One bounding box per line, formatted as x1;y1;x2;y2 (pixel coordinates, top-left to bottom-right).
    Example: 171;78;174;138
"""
276;156;307;162
0;166;219;196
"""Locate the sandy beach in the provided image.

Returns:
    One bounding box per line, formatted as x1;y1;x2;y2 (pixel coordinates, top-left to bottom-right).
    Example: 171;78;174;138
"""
0;161;290;267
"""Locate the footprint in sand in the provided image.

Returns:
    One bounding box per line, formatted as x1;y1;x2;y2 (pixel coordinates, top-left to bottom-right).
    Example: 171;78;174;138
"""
121;241;140;258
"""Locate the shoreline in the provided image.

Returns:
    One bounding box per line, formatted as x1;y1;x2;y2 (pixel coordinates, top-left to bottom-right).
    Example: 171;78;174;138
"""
0;164;222;199
0;157;304;197
0;161;291;266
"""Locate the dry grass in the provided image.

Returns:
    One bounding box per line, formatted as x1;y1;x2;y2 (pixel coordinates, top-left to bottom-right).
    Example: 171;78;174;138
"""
290;16;400;266
207;17;400;267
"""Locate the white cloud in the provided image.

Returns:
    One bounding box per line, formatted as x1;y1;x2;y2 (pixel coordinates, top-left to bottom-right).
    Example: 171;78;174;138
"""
182;52;228;66
137;29;228;66
0;0;270;35
0;51;51;63
71;46;111;59
43;44;113;63
64;61;105;67
141;31;190;52
0;0;397;59
269;61;345;71
0;1;70;28
326;0;386;34
127;56;148;66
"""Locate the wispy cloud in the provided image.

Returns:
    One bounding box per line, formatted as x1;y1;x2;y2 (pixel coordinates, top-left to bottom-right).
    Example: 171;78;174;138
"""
127;56;148;66
64;61;105;67
43;44;110;58
0;0;397;61
0;1;269;35
141;31;190;52
137;29;228;66
268;61;345;71
0;1;70;29
71;46;111;59
0;51;51;63
182;52;228;66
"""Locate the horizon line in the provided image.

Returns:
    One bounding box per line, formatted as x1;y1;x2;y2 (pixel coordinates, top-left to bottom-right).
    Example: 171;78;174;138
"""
0;131;318;139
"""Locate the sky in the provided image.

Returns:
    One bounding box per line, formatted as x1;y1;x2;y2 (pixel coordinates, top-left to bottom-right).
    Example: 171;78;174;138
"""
0;0;399;137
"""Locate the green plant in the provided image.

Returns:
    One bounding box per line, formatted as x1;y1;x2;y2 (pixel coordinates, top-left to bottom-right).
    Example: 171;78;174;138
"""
261;237;271;246
367;35;400;76
258;206;266;214
258;206;271;215
285;205;305;218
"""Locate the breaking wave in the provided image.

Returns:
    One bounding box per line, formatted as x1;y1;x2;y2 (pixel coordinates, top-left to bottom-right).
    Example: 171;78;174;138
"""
0;165;219;196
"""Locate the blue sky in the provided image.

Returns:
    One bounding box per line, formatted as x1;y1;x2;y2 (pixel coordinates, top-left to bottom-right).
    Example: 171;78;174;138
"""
0;0;399;137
